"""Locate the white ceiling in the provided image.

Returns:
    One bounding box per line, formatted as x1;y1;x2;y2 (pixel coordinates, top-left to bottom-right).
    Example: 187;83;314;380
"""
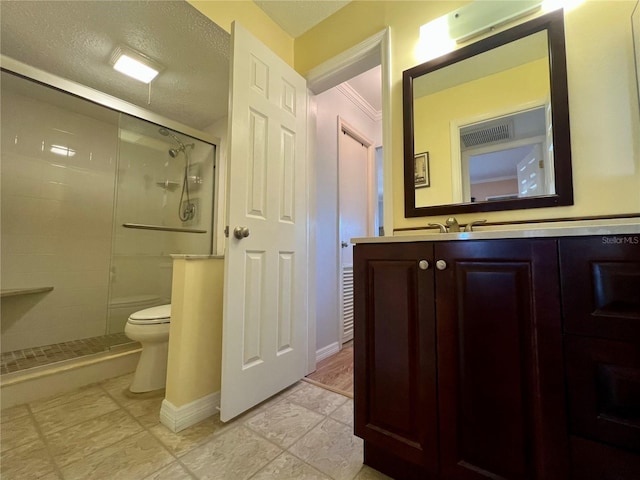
254;0;351;38
0;0;375;134
347;66;382;112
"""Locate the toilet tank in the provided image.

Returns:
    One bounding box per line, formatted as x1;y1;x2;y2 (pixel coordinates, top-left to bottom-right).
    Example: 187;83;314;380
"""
108;294;166;333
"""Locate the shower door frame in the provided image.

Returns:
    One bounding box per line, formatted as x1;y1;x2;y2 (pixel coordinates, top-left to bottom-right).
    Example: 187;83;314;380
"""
1;56;217;145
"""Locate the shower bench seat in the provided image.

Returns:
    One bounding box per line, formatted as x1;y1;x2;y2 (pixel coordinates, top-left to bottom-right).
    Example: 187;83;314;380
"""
0;286;53;298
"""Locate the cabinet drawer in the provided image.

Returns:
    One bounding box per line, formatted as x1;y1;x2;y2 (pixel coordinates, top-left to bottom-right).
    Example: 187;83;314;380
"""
565;335;640;452
570;436;640;479
559;236;640;341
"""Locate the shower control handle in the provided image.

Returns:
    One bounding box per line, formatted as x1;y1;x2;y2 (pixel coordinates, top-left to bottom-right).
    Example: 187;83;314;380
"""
233;226;250;240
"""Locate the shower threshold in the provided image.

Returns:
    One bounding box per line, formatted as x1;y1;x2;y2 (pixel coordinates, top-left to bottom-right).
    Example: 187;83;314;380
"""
1;332;137;376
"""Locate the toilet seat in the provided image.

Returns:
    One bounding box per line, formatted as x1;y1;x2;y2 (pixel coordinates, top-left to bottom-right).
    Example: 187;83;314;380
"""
127;304;171;325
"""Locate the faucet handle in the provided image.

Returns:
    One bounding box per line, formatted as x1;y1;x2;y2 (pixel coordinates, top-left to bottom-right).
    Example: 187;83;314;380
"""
464;219;487;232
429;223;448;233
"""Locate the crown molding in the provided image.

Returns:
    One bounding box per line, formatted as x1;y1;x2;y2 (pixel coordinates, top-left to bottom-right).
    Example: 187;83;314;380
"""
336;82;382;122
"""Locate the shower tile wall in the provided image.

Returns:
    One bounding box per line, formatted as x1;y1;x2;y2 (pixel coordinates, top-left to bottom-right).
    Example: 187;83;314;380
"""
0;84;118;352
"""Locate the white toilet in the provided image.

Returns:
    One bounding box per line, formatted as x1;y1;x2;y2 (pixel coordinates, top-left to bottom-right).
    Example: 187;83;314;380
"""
124;304;171;393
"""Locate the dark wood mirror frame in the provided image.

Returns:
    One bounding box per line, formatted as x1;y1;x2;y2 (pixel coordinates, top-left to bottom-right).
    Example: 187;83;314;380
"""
403;9;573;218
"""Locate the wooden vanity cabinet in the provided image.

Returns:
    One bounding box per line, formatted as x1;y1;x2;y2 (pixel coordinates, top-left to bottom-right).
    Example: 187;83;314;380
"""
354;238;569;480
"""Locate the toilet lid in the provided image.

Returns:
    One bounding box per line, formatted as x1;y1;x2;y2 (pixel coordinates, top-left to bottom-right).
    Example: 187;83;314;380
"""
128;304;171;324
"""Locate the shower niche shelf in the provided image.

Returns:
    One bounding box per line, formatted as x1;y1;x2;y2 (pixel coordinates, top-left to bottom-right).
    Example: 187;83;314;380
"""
1;287;54;298
156;180;181;191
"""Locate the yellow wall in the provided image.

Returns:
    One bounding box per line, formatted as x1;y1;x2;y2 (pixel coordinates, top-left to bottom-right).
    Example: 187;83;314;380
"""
296;0;640;229
166;257;224;407
188;0;294;66
414;58;549;207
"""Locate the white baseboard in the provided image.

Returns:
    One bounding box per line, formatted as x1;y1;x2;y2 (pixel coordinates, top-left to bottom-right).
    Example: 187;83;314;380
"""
160;391;220;433
316;341;340;363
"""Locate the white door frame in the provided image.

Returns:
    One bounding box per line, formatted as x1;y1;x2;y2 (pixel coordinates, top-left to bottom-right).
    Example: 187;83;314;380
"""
450;98;548;203
304;28;391;374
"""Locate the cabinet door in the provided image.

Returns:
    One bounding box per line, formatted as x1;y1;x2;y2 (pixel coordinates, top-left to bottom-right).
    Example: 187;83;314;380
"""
435;239;568;480
354;242;438;477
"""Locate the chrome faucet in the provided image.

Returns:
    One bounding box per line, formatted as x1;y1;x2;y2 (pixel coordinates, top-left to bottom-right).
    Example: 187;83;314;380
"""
429;217;460;233
446;217;461;232
429;217;487;233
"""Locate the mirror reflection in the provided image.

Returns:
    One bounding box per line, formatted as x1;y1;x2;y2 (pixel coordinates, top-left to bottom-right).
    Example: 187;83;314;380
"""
414;29;550;207
404;10;573;217
462;105;553;202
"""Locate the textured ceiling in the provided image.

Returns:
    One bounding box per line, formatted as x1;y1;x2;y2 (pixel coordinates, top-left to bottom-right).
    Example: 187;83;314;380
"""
0;0;230;131
0;0;377;133
254;0;351;38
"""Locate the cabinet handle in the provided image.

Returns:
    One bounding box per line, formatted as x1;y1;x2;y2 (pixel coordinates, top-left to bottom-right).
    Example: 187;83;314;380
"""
436;259;447;270
418;260;430;270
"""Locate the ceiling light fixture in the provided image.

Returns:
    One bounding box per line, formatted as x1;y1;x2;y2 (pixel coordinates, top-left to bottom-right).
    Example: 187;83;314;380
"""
110;46;162;84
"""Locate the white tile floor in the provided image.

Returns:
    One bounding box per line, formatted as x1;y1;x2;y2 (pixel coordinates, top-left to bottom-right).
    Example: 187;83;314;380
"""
0;374;393;480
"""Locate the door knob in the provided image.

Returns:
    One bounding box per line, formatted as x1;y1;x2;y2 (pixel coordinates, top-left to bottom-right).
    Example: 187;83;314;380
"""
418;260;430;270
233;226;250;239
341;241;349;248
436;259;447;270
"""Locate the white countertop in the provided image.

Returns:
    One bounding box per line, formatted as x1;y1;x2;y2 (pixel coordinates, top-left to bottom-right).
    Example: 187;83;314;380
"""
352;219;640;244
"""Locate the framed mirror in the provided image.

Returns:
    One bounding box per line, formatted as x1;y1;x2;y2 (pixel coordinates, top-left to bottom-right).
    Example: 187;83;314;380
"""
403;9;573;217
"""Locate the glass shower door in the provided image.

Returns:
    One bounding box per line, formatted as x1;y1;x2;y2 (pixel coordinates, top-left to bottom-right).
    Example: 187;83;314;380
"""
107;115;215;342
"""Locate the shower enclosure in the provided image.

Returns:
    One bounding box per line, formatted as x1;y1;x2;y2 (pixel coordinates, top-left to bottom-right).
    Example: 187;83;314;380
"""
0;71;216;374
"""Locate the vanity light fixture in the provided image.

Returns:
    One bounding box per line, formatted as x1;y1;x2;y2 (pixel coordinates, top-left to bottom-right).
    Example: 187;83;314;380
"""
110;46;162;84
416;0;543;62
448;0;543;44
415;16;457;63
541;0;585;13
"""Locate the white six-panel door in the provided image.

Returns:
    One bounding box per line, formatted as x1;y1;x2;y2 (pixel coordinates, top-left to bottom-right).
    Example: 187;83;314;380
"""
220;22;308;422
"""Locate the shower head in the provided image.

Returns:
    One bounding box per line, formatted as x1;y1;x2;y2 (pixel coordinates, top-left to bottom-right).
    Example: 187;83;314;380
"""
159;128;194;157
159;127;182;145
